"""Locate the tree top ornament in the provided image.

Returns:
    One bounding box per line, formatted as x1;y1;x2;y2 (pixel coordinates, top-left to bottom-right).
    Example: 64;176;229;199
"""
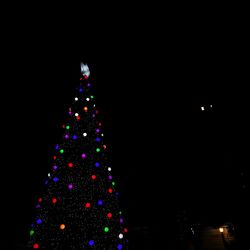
80;62;90;77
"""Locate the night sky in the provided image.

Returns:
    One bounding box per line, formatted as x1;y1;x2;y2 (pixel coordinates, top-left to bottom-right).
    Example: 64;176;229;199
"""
1;21;249;248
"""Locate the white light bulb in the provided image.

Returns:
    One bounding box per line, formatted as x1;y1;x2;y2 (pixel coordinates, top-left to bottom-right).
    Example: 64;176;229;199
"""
75;113;79;117
93;104;96;107
101;133;104;137
48;173;51;177
119;233;123;239
86;98;90;101
108;167;112;171
201;106;205;111
75;97;78;101
83;132;87;137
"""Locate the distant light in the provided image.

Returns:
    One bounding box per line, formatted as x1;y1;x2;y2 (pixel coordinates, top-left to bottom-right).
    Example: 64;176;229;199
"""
48;173;50;177
201;106;205;111
65;134;69;139
104;227;109;233
68;184;73;189
108;175;112;180
107;212;112;219
97;200;103;206
75;113;79;117
53;177;59;182
66;125;70;130
119;233;124;239
210;105;213;108
72;135;77;140
68;162;73;168
95;162;100;167
96;148;101;152
108;167;112;171
91;175;97;180
83;132;87;137
117;244;123;249
108;188;113;193
75;97;78;101
89;240;94;246
33;243;39;249
36;219;42;224
60;149;64;154
86;98;90;101
52;198;57;204
120;218;124;224
96;128;100;133
83;107;88;112
82;153;87;159
60;224;65;230
30;229;35;236
219;227;224;233
85;202;91;208
96;137;101;142
124;228;128;233
53;165;58;170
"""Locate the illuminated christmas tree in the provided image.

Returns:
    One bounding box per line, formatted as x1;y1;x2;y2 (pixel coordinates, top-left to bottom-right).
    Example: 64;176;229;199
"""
28;63;128;249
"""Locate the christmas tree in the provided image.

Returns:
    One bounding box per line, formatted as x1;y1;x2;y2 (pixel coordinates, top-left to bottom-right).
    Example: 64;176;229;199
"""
28;63;128;249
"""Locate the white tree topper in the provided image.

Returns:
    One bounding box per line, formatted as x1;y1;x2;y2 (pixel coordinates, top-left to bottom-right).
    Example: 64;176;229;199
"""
80;62;90;77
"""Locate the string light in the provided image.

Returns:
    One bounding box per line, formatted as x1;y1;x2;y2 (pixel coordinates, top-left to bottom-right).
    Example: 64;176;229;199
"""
75;97;78;101
104;227;109;233
83;132;87;137
33;243;39;249
60;224;65;230
119;233;124;239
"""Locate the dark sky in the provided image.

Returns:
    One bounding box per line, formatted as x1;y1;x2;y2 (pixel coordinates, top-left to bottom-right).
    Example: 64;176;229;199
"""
1;19;249;248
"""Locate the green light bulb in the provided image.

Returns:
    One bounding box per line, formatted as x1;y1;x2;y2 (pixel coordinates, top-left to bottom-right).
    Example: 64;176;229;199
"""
112;181;115;186
30;229;35;236
96;148;101;152
66;125;70;130
104;227;109;233
60;149;64;154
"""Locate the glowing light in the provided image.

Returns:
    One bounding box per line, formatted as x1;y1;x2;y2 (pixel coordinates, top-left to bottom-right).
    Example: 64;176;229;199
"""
119;233;124;239
108;167;112;171
85;202;91;208
98;122;102;126
120;218;124;223
72;135;77;140
66;125;70;130
38;198;42;203
96;128;100;133
60;224;65;230
79;88;83;92
104;227;109;233
68;162;73;168
30;229;35;236
53;165;58;170
75;97;78;101
68;184;73;190
103;145;107;149
52;198;57;204
108;175;112;180
76;116;81;120
124;228;128;233
108;188;113;193
48;173;51;177
112;181;116;186
53;177;59;182
91;175;97;180
96;138;101;142
65;134;69;139
101;133;104;137
81;153;86;159
97;200;103;206
219;227;224;233
201;106;205;111
95;162;100;167
89;240;95;246
75;113;79;117
107;213;112;219
37;219;42;224
117;244;123;250
55;144;59;150
60;149;64;154
83;107;88;112
33;243;39;249
86;97;90;101
96;148;101;152
83;132;87;137
90;95;94;99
